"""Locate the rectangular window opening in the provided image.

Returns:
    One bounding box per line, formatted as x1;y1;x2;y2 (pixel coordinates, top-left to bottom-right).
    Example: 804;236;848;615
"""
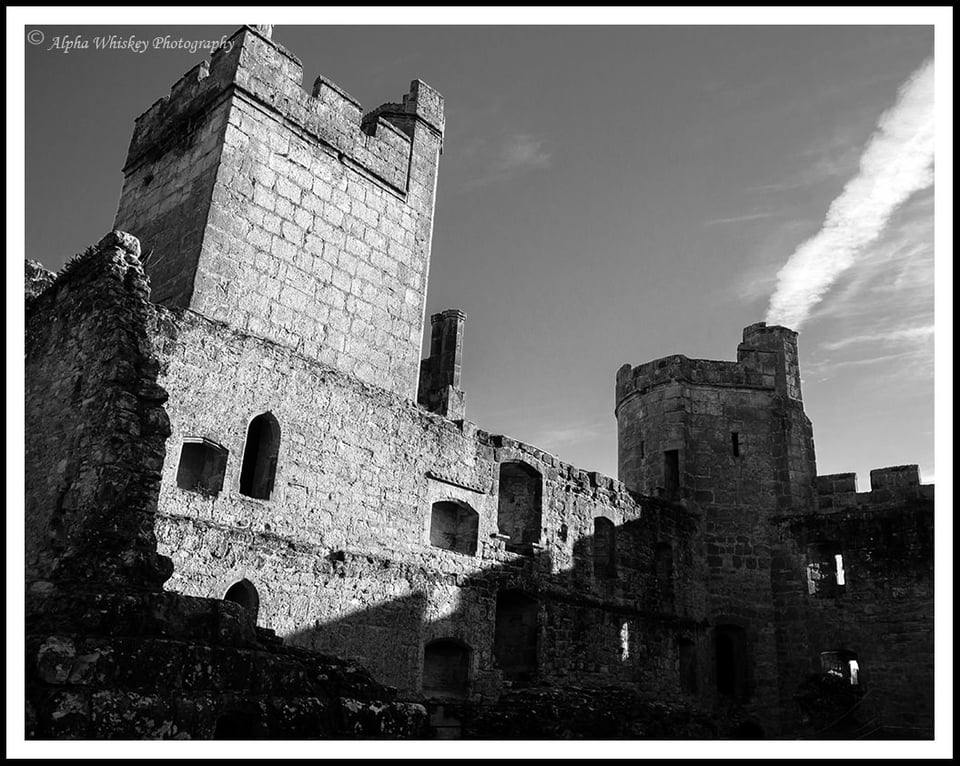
664;450;680;496
731;432;741;457
835;553;846;586
848;659;859;686
176;438;228;495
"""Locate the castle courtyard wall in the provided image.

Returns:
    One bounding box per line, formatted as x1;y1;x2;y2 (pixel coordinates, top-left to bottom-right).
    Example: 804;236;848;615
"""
151;306;706;700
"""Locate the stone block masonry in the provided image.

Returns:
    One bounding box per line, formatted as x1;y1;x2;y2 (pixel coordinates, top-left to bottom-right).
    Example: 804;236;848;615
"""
24;24;935;741
24;235;426;739
115;25;444;401
150;300;705;700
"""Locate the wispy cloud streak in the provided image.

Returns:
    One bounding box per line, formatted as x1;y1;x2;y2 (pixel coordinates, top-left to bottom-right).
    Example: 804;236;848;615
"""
766;58;935;329
820;324;934;351
703;211;778;226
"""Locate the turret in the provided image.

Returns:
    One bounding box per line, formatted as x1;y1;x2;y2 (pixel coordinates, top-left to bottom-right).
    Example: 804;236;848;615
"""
418;309;466;419
615;324;817;514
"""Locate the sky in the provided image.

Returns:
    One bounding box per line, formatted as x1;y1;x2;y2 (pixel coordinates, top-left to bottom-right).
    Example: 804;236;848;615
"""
20;18;943;492
7;9;954;760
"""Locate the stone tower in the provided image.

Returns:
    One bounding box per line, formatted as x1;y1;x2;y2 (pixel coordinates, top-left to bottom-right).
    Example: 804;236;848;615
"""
614;323;818;720
615;322;817;514
114;25;444;400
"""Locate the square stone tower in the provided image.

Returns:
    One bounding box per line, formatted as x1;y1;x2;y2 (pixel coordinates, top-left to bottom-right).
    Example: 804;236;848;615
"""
114;25;444;400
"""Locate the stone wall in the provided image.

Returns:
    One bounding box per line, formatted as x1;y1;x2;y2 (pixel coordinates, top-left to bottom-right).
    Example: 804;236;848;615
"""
614;323;821;735
24;234;426;739
25;232;172;590
115;26;444;400
772;479;935;738
149;304;707;701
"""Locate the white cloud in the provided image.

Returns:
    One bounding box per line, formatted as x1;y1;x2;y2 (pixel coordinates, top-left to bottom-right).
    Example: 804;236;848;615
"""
765;58;935;329
457;132;553;191
498;133;552;172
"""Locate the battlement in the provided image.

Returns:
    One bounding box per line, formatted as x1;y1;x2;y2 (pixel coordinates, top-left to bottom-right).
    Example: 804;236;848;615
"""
816;465;933;511
123;25;442;194
114;25;446;402
615;323;816;511
615;355;773;412
615;322;804;412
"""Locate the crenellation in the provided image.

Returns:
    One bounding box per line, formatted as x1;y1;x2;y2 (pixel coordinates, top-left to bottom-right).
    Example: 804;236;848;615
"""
25;25;934;742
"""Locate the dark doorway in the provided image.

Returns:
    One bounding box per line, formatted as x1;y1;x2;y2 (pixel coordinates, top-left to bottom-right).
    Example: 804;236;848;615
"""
715;624;748;699
224;579;260;623
493;590;538;684
423;639;471;698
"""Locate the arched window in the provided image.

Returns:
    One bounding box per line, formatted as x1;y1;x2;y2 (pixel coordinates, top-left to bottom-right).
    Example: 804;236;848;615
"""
430;501;479;555
239;412;280;500
176;437;228;495
593;517;616;577
423;639;471;698
493;590;538;684
497;462;542;554
715;624;748;699
224;579;260;623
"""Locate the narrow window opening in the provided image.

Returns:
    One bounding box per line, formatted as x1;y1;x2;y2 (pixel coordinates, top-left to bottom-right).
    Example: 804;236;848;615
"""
423;639;471;698
240;412;280;500
640;440;645;459
619;621;630;662
835;553;846;586
664;450;680;497
731;431;741;457
224;578;260;623
176;437;228;495
593;517;617;577
497;462;542;554
429;501;479;555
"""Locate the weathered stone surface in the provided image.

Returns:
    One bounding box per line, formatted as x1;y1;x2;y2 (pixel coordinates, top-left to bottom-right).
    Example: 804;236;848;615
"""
23;26;934;741
114;25;443;401
24;234;425;740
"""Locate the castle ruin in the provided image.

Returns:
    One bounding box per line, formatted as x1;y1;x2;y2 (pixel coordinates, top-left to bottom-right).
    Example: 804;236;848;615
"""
24;26;934;740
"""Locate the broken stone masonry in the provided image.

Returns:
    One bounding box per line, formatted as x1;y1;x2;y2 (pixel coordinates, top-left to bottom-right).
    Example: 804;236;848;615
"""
24;26;934;740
